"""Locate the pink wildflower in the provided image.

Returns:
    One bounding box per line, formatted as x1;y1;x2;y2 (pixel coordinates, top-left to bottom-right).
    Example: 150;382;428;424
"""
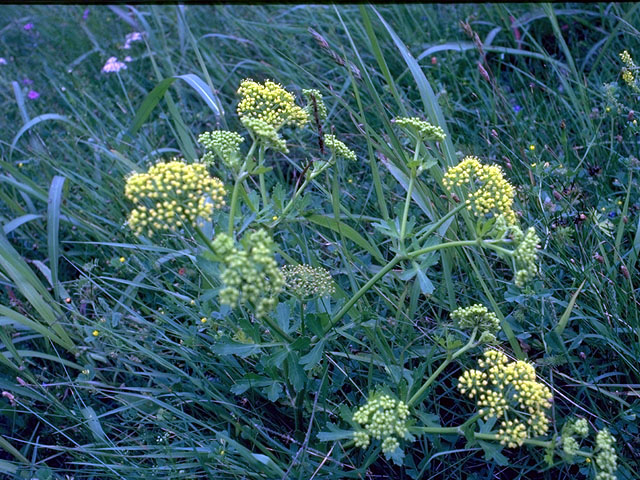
123;32;143;49
101;56;127;73
27;90;40;100
124;56;133;63
23;23;34;31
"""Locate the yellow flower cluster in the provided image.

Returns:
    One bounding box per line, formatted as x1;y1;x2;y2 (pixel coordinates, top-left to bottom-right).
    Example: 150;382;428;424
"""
353;393;411;456
125;159;225;236
324;134;356;161
281;264;335;299
212;229;284;317
620;50;639;91
394;116;446;142
237;79;308;129
198;130;244;169
443;156;517;225
458;349;552;448
450;304;500;335
241;117;288;153
302;89;327;122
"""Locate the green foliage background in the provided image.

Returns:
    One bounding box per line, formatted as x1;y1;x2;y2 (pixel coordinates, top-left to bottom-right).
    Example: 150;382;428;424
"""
0;3;638;479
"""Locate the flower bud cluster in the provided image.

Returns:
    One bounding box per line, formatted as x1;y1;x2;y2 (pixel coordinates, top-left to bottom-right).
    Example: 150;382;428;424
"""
352;393;411;456
241;117;288;153
281;264;335;299
512;226;540;287
124;159;225;236
450;304;500;335
212;229;284;317
443;156;517;225
302;89;327;122
394;116;446;142
324;134;356;161
237;79;308;129
458;349;552;448
561;417;589;457
198;130;244;169
594;428;618;480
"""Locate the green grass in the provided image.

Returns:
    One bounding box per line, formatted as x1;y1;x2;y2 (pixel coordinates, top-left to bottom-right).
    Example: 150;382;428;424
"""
0;3;639;479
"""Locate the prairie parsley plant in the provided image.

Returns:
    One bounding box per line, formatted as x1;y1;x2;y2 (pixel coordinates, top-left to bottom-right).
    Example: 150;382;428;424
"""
458;350;552;448
124;159;225;236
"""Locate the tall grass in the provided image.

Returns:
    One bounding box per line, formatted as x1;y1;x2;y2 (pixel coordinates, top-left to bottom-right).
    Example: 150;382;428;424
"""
0;4;638;479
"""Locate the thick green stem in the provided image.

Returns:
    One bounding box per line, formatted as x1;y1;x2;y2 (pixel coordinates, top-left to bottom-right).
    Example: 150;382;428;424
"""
261;313;294;343
408;239;481;259
281;176;311;219
416;203;466;243
194;225;217;255
257;145;268;208
407;328;478;407
227;172;247;236
323;254;403;334
399;167;416;249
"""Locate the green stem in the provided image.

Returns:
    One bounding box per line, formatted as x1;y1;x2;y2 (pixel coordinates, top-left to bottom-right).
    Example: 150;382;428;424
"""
399;166;416;249
227;172;247;236
258;144;268;208
194;225;217;255
323;254;403;334
416;203;466;243
408;239;481;259
407;328;478;407
281;176;311;219
261;313;294;343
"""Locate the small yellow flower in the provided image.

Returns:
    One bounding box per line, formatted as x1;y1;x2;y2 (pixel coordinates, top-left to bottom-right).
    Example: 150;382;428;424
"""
18;162;24;168
348;178;353;184
200;317;207;324
585;457;591;464
529;144;536;151
531;163;537;168
272;216;278;221
606;106;611;112
190;299;196;305
92;330;99;337
119;257;126;263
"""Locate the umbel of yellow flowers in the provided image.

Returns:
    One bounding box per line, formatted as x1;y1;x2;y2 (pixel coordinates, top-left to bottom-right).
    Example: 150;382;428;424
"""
124;159;225;237
458;349;552;448
443;156;517;225
237;79;309;129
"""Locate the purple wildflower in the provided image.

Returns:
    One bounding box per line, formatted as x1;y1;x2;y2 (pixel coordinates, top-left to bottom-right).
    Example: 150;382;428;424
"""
27;90;40;100
82;8;90;21
0;58;7;65
101;56;127;73
124;56;133;63
22;77;33;86
23;23;34;31
513;104;522;113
